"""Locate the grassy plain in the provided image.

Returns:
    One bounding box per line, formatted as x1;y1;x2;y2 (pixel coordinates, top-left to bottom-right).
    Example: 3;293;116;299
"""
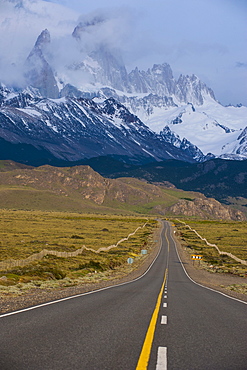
0;186;123;214
0;184;200;215
174;219;247;277
0;209;156;290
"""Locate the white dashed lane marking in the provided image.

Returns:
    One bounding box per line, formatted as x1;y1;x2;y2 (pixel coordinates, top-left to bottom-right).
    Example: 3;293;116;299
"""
156;282;168;367
161;315;167;324
156;347;167;370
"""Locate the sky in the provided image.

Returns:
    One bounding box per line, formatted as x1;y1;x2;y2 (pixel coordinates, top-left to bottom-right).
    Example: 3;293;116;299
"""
1;0;246;106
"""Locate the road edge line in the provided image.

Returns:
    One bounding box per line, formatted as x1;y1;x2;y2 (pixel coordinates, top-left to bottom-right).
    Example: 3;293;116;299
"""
170;224;247;305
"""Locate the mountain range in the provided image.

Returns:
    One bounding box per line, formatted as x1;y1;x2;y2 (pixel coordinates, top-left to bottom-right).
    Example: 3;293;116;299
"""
82;156;247;202
0;1;247;165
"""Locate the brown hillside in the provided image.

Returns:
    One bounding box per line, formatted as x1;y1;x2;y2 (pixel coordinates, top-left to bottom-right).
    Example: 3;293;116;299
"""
0;160;33;172
0;162;245;220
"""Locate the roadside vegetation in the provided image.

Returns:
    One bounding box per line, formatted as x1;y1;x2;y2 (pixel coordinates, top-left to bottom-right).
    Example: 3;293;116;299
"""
173;219;247;278
0;209;157;294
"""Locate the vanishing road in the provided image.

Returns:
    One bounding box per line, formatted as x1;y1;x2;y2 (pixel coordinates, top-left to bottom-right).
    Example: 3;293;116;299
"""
0;221;246;369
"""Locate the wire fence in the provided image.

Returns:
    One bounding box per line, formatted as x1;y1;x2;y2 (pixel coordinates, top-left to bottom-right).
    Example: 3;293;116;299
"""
0;222;148;271
176;220;247;266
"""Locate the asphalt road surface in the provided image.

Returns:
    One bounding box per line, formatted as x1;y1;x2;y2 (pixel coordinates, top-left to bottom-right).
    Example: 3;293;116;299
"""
0;221;246;369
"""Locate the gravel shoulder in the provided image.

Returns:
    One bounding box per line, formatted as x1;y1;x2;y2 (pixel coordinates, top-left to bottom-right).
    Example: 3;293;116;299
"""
173;229;247;303
1;222;246;314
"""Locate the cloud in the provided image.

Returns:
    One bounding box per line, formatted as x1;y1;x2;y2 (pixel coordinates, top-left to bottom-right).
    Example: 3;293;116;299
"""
0;58;26;88
73;7;136;54
236;62;247;69
1;0;246;105
42;6;138;87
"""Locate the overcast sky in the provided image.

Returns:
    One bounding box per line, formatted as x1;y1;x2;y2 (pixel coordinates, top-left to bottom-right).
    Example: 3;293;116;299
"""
1;0;247;106
44;0;247;106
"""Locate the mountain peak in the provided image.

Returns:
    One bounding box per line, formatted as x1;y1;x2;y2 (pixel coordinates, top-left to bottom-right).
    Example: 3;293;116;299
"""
175;73;215;105
72;16;105;40
152;63;173;74
25;28;59;99
34;29;51;49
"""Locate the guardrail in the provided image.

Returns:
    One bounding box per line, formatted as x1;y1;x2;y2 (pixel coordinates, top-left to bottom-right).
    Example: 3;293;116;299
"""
176;220;247;266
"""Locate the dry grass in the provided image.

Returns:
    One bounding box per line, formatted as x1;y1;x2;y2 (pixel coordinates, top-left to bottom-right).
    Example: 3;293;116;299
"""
0;209;157;290
173;219;247;277
0;209;152;259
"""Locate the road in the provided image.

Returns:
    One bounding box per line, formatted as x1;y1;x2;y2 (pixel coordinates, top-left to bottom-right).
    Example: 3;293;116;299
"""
0;221;246;369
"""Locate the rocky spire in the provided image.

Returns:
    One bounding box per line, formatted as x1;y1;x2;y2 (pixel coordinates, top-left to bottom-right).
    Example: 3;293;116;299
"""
25;29;59;99
34;28;51;49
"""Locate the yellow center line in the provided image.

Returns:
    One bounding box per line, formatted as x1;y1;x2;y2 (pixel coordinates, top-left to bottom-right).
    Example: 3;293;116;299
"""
136;267;168;370
136;223;169;370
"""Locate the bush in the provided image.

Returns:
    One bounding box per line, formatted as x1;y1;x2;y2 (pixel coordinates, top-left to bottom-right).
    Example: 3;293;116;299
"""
77;260;106;272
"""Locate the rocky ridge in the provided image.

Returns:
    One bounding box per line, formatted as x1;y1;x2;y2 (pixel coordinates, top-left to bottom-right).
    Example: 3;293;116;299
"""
167;197;244;220
0;88;204;163
0;161;245;220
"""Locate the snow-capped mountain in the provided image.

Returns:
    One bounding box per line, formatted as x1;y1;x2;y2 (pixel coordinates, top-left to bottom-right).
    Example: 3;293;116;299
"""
0;86;202;163
140;99;247;160
0;0;246;163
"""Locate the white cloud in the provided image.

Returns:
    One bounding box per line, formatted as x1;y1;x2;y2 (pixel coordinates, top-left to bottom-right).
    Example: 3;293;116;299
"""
0;0;246;105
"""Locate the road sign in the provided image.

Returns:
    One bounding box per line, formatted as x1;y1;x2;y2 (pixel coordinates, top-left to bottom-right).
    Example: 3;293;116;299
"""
191;254;203;260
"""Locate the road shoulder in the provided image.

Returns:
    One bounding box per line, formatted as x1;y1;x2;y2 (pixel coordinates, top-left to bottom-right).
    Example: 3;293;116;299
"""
172;227;247;303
